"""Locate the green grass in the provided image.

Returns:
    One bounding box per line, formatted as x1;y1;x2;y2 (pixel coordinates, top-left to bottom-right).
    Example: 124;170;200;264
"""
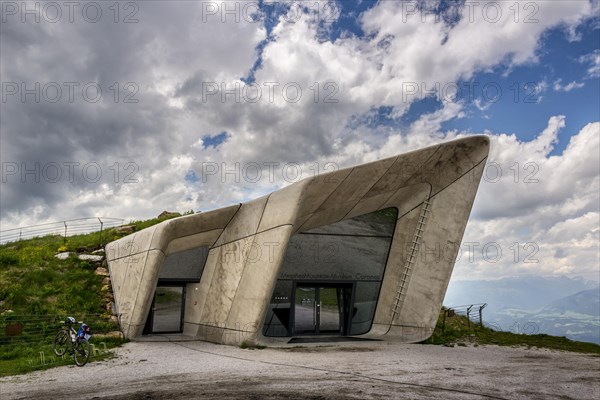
0;213;183;315
423;309;600;354
0;212;185;376
239;341;266;350
0;337;125;376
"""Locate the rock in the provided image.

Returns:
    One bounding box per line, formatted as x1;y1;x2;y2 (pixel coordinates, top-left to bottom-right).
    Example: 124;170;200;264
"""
158;211;180;219
95;330;124;340
101;284;110;292
102;276;111;285
55;252;72;260
115;225;136;234
78;254;104;262
95;267;110;276
92;249;105;255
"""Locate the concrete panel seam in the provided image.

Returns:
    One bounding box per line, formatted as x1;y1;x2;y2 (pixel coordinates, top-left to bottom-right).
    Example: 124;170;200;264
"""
165;228;224;254
403;145;442;184
209;223;294;250
394;184;433;220
254;192;272;234
211;203;243;248
338;157;401;222
304;166;356;213
429;156;488;198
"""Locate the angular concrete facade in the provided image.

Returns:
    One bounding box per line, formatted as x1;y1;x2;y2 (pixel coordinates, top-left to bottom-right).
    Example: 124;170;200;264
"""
105;136;489;345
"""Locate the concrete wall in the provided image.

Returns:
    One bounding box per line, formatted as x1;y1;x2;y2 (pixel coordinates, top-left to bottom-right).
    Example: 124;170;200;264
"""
106;136;489;345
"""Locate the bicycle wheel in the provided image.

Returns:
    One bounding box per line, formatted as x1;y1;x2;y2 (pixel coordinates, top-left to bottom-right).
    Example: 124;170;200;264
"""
53;330;69;357
74;338;90;366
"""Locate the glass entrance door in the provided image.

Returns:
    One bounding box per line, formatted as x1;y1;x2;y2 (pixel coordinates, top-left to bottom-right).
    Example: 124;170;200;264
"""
293;284;352;336
147;286;185;333
294;286;317;334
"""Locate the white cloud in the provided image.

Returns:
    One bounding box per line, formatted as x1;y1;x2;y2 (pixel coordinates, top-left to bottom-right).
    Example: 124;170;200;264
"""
579;50;600;78
456;119;600;281
553;79;585;92
474;98;492;111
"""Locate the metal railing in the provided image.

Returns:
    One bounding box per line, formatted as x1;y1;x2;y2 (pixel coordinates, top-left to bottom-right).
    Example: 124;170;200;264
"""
0;217;125;244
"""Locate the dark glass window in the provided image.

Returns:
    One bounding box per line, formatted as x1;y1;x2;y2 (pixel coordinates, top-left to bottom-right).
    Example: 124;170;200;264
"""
158;246;209;282
262;208;397;337
262;280;293;337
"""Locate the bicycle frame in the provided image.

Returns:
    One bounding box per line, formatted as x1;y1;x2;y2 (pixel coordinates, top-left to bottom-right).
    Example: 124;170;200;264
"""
53;320;91;366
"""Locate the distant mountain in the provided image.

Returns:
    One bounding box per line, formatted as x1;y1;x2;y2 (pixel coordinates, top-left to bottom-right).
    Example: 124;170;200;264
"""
444;276;600;344
544;288;600;316
445;276;598;312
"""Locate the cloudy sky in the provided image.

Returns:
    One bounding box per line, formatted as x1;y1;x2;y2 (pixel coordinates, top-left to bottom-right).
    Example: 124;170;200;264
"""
1;0;599;282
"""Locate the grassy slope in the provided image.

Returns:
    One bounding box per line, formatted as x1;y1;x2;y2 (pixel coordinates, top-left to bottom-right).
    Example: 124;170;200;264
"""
424;308;600;354
0;213;183;376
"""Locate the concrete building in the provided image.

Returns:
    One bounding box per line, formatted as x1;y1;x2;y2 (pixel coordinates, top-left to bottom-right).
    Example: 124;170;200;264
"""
105;136;489;345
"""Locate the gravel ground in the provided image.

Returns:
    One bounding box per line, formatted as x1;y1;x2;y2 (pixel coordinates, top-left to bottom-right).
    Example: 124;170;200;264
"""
1;339;599;399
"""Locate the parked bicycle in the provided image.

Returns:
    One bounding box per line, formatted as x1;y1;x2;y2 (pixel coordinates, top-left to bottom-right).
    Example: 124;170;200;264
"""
53;317;92;366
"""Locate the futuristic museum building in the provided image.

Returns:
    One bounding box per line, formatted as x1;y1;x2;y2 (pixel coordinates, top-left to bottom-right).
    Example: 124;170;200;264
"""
105;136;490;345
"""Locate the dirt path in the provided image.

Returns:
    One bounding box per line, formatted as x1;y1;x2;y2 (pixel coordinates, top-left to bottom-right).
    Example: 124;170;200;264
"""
2;340;599;399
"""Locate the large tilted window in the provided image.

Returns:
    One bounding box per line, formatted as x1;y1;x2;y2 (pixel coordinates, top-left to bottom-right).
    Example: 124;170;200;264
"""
262;208;397;337
158;246;209;282
144;246;210;335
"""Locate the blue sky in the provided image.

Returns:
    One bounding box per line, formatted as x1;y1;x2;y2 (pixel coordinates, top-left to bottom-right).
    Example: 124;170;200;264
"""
324;1;600;154
444;20;600;155
245;1;599;157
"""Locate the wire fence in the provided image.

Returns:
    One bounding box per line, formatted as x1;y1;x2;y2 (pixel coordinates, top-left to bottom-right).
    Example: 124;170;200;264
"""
1;314;123;370
0;314;119;345
441;303;488;333
0;217;126;245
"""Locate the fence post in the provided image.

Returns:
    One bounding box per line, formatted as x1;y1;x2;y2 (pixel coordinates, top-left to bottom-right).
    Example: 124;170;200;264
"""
63;221;68;243
466;305;473;331
98;217;104;246
479;303;487;327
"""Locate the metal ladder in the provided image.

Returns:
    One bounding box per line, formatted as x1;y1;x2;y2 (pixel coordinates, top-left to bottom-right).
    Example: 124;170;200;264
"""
391;198;432;319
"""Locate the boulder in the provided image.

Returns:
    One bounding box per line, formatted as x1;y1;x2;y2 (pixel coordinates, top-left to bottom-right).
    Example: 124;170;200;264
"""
78;254;104;262
95;267;110;277
95;331;124;340
114;225;136;234
158;211;180;219
54;252;72;260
